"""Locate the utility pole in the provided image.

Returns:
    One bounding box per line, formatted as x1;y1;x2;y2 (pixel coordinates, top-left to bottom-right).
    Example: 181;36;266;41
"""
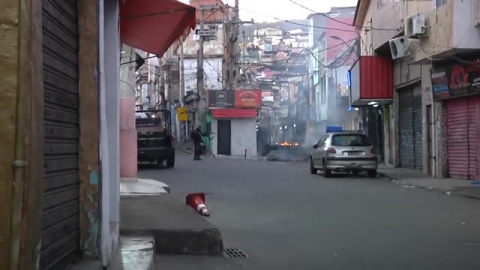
242;30;246;65
180;43;185;101
197;8;205;102
196;8;206;127
228;0;240;90
196;5;222;124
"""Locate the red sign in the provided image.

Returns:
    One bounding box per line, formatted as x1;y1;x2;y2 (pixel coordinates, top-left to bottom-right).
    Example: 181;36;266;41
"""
235;90;262;108
211;109;257;118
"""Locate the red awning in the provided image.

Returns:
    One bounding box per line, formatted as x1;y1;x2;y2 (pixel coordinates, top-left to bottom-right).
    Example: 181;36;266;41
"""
211;109;257;119
120;0;196;56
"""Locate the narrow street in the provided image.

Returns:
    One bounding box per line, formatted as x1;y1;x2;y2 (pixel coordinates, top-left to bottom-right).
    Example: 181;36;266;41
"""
140;155;480;270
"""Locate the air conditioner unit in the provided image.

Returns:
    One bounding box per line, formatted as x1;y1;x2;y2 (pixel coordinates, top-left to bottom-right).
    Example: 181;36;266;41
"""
389;36;410;59
406;14;428;37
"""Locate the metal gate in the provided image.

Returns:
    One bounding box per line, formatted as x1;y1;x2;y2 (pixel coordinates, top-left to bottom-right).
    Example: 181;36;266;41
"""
398;85;423;169
40;0;80;269
446;96;480;180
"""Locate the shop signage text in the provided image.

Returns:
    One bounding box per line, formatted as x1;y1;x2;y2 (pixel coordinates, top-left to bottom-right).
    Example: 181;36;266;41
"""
208;90;262;109
235;90;262;108
207;90;235;108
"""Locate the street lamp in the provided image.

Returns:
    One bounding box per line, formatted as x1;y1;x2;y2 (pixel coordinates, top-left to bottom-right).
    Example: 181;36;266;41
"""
330;36;359;98
330;35;359;58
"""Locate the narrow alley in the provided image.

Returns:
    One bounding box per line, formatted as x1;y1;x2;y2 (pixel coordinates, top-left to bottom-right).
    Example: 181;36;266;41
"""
140;155;480;270
4;0;480;269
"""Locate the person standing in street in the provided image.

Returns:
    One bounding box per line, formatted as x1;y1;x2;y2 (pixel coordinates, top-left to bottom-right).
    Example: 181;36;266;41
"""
191;126;205;160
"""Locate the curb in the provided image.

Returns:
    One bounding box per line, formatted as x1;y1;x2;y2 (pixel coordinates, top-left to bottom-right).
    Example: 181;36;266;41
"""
378;172;480;200
120;178;171;196
213;154;266;161
120;196;224;257
111;236;156;270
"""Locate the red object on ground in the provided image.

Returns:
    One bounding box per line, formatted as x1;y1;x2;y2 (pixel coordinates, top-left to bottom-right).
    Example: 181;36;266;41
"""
120;0;196;56
211;109;257;118
186;193;210;217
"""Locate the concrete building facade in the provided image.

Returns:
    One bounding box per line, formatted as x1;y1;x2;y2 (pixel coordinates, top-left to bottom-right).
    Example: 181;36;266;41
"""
352;0;480;180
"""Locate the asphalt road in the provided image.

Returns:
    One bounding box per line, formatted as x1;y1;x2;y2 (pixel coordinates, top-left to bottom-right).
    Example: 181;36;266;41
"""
140;154;480;270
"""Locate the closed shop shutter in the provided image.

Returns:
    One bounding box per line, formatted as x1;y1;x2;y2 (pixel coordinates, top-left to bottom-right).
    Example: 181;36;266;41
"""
398;85;423;169
446;96;480;180
413;86;423;169
40;0;80;269
467;97;479;179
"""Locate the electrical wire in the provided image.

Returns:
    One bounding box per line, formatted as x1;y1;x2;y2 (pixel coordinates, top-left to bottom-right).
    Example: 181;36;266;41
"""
229;6;358;33
262;41;358;83
287;0;400;32
204;60;229;84
235;37;358;66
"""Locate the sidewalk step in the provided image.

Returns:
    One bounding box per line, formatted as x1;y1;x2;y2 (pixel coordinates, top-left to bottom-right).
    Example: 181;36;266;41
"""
70;236;155;270
120;195;224;256
120;178;170;196
108;236;155;270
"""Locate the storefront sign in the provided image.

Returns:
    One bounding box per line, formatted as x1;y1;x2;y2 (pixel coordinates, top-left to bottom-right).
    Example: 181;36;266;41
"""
211;109;257;118
208;90;234;108
262;91;272;97
235;90;262;108
431;59;480;100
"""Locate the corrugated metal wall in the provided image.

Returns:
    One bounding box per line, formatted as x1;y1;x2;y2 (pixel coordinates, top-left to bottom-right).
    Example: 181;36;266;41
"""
398;85;423;169
359;56;394;100
446;97;480;180
40;0;80;269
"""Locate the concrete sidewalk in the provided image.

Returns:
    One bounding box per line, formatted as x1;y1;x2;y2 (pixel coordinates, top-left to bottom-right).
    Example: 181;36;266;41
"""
120;178;170;196
121;195;224;256
378;165;480;199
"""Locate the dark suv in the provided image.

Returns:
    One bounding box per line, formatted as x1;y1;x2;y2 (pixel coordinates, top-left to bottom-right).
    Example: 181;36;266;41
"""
136;110;175;168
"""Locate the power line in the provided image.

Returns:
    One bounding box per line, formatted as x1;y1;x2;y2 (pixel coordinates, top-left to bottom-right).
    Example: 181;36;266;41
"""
204;60;229;83
231;6;358;33
287;0;400;32
236;37;358;66
288;0;352;26
263;42;358;82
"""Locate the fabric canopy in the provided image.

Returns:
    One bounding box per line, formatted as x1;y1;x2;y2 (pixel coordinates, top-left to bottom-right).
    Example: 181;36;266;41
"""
120;0;196;56
211;109;257;119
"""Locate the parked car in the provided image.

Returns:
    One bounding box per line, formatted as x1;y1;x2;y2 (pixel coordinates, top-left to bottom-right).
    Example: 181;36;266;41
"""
310;132;378;177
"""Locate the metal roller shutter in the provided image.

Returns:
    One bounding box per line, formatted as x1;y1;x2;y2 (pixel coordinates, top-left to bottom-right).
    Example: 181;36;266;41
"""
398;85;422;169
447;97;480;180
467;97;479;180
413;86;423;169
40;0;80;269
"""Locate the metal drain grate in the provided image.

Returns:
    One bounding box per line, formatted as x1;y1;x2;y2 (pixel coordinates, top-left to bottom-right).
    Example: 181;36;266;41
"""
223;248;248;258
